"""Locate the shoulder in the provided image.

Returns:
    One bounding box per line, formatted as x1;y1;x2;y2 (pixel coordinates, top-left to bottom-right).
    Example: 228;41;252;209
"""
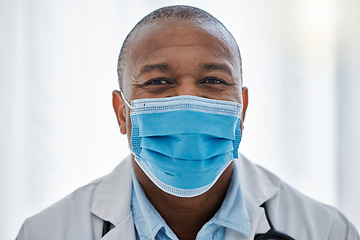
268;171;359;239
16;157;133;240
17;178;102;240
236;154;359;239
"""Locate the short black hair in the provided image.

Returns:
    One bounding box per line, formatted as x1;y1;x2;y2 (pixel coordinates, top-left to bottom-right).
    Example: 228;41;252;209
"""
117;5;242;90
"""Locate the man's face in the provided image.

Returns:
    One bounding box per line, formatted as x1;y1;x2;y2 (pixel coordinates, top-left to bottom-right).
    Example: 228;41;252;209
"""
114;18;247;138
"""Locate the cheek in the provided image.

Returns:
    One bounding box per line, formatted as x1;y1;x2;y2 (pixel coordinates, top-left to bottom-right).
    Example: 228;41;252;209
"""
225;87;242;103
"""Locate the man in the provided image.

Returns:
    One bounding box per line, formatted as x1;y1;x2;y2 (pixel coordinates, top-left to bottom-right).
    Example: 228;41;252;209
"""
17;5;359;240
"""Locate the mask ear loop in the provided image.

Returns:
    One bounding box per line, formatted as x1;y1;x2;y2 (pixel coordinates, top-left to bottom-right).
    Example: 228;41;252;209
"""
119;90;131;109
239;88;245;130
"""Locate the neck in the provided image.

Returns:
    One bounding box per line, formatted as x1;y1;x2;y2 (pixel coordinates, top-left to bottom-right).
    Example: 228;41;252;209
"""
132;160;234;240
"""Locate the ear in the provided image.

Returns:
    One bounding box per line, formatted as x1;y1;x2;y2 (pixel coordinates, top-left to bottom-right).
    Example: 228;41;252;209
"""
240;87;248;130
112;90;127;134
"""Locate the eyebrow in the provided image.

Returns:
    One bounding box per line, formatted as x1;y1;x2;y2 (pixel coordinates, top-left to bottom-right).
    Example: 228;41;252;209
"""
135;62;232;78
201;63;232;75
136;63;171;78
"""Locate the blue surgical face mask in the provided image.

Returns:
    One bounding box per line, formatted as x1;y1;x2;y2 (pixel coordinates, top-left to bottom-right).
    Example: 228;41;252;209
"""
122;94;242;198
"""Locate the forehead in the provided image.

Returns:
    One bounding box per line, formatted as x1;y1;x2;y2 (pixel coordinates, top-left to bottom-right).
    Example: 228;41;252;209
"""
126;18;240;68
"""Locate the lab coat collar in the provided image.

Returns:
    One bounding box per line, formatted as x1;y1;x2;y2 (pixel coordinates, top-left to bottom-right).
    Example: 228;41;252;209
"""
235;154;280;237
236;155;279;208
90;155;135;239
90;154;279;239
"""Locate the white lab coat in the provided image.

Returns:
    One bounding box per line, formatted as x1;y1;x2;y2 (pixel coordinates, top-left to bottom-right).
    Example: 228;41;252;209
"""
17;154;359;240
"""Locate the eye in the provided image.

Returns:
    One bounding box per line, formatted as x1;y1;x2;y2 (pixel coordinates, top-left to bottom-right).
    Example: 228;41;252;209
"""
200;77;229;85
143;78;172;86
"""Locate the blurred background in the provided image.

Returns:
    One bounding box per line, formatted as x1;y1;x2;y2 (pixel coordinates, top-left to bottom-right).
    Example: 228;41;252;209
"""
1;0;359;238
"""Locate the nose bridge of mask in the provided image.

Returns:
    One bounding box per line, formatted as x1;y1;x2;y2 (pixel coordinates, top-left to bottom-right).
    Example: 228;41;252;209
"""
131;95;242;114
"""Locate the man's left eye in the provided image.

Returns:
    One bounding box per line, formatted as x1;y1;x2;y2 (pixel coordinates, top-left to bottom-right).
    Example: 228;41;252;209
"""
201;77;228;85
143;78;172;86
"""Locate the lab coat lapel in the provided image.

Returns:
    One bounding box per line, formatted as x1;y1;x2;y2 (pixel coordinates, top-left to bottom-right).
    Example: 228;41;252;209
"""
90;155;136;238
236;155;279;207
101;212;136;240
230;154;280;239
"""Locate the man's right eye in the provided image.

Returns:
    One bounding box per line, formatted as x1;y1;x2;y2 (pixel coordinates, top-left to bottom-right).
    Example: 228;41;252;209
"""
143;78;172;86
